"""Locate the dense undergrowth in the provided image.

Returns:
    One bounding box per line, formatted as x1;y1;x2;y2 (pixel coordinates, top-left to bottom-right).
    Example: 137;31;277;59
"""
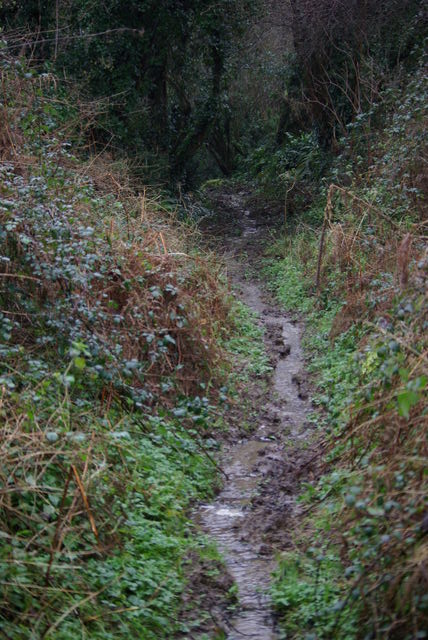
0;53;265;638
1;3;427;639
264;46;428;640
267;243;427;639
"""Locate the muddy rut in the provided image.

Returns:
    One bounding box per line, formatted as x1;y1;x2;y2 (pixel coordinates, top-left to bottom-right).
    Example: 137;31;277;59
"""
196;192;312;639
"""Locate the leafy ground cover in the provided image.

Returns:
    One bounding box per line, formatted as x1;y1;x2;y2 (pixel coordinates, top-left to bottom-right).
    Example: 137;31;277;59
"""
0;52;267;639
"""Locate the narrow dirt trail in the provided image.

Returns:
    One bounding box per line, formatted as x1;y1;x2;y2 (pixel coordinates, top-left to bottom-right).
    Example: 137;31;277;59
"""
196;192;312;639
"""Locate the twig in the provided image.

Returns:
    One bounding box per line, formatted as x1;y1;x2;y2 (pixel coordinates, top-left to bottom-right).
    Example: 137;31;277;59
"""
71;465;100;545
42;576;120;638
0;273;41;281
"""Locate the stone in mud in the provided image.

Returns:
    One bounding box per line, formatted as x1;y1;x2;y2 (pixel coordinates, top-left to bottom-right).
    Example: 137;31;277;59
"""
266;452;282;462
262;516;277;533
291;373;300;385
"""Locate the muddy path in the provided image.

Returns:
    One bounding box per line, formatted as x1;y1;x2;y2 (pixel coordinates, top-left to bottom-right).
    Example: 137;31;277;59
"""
195;190;316;639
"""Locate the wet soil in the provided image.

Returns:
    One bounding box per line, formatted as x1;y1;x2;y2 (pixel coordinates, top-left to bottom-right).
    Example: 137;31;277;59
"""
192;189;319;639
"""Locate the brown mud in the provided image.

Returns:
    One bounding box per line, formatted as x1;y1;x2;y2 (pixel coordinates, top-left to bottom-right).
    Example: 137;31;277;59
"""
191;189;319;639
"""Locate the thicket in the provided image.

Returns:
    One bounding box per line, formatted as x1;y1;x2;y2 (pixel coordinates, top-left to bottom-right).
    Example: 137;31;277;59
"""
240;0;427;218
0;50;255;638
1;1;426;195
0;0;258;184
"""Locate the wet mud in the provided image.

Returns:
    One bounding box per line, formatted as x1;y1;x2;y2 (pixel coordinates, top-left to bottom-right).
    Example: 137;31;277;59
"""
195;190;316;639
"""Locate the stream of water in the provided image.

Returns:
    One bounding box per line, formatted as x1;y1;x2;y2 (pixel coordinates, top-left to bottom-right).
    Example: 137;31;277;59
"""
197;196;310;639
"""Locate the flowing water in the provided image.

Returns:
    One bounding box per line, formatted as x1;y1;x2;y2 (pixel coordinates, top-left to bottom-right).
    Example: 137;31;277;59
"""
197;194;310;639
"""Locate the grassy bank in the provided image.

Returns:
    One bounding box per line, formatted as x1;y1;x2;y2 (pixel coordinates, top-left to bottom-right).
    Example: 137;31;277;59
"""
0;53;267;639
264;196;427;638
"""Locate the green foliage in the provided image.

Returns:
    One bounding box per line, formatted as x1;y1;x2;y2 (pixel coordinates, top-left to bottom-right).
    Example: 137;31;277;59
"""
0;56;241;638
241;131;327;211
272;551;359;640
266;230;427;638
262;252;315;314
226;300;272;378
0;389;217;639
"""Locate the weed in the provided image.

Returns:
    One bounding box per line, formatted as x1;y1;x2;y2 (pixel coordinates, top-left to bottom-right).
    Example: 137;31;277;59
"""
226;301;272;379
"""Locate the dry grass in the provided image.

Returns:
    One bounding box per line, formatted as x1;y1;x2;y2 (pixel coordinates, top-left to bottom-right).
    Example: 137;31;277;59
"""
0;47;231;405
315;184;427;336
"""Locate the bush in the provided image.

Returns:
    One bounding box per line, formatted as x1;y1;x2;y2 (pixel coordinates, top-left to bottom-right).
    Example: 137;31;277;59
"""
0;52;232;638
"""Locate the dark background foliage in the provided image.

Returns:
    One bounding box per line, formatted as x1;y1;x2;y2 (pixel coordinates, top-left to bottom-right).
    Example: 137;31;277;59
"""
1;0;257;183
1;0;426;188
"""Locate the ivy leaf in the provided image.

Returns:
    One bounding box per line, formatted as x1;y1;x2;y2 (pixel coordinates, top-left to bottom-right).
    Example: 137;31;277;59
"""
397;390;420;419
414;375;427;390
74;356;86;370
